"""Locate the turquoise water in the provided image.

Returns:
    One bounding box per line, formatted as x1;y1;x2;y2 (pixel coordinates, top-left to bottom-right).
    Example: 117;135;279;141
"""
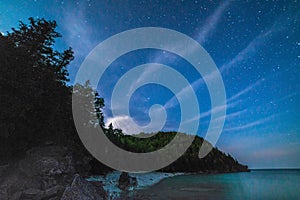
135;170;300;200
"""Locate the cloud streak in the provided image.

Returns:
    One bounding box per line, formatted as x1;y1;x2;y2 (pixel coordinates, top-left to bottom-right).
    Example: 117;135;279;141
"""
128;64;162;94
196;0;231;44
213;108;248;123
181;100;240;126
220;29;273;73
152;0;231;63
164;77;204;109
105;2;285;137
223;114;279;132
164;27;273;110
61;2;95;58
227;77;266;103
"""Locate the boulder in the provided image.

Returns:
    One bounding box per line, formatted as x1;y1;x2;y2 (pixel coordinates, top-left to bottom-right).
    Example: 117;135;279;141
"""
0;145;77;199
61;174;107;200
0;144;106;199
118;172;137;191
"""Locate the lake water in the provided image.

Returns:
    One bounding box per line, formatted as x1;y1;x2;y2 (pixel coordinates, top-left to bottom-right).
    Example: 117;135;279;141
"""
134;170;300;200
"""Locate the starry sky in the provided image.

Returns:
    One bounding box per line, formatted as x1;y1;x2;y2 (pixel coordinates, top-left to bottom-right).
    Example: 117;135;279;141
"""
1;0;299;169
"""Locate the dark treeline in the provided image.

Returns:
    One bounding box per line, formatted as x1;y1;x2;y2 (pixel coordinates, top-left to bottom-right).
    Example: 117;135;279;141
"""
0;18;96;173
106;131;248;173
0;18;74;158
0;18;248;174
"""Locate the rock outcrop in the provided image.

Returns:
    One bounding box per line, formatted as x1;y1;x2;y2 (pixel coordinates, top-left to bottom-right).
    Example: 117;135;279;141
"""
61;174;107;200
0;144;106;200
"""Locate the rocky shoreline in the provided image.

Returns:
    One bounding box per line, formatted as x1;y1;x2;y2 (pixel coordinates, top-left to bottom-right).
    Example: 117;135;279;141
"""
0;144;107;200
0;144;249;199
87;171;185;199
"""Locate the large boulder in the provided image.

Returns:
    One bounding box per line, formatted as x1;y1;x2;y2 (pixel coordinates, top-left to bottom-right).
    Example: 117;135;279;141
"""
61;174;107;200
118;172;137;191
0;144;89;199
19;145;75;177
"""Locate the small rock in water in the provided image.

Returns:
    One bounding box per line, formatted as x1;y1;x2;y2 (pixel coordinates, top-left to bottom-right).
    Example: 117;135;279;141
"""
118;172;137;191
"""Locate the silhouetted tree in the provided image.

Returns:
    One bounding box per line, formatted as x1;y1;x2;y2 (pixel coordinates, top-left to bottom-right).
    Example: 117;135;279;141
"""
0;17;74;158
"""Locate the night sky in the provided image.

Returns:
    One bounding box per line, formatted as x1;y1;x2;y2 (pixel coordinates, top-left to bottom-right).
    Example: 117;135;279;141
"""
1;0;299;169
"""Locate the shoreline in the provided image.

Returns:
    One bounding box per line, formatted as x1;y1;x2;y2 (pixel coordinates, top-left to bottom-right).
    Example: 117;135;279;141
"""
129;170;300;199
87;170;250;199
87;171;184;199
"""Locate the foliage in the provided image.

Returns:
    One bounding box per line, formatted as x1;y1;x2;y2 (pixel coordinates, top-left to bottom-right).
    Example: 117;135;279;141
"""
102;128;248;173
0;17;75;158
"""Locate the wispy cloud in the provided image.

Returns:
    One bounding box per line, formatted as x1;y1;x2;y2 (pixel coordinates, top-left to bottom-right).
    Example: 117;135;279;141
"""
213;108;248;123
164;28;272;110
106;2;287;136
152;0;231;63
164;67;225;109
220;29;273;73
61;2;95;57
219;8;295;74
196;0;231;44
164;77;203;109
155;29;273;132
277;91;299;103
223;114;279;132
174;29;272;110
128;64;162;94
181;100;240;125
227;78;266;103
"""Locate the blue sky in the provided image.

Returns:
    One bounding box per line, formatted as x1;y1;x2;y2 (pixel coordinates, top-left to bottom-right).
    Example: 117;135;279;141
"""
1;0;299;169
